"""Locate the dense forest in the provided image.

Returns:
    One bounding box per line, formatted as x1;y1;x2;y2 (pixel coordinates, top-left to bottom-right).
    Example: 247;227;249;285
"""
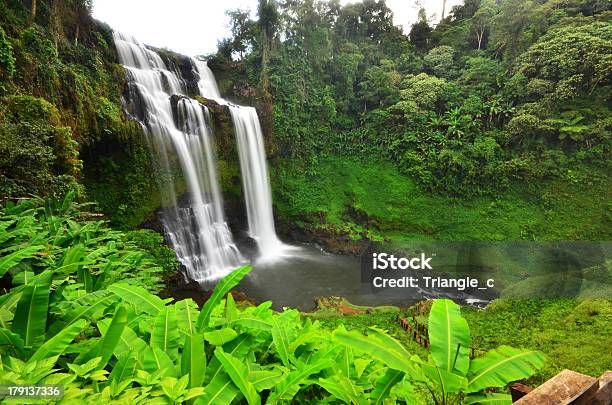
0;0;610;403
211;0;611;245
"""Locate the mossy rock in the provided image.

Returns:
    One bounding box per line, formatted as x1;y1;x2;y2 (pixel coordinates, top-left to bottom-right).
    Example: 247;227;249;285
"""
308;296;399;317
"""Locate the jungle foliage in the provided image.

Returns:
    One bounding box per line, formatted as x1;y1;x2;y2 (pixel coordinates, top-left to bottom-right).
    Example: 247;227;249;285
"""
215;0;611;239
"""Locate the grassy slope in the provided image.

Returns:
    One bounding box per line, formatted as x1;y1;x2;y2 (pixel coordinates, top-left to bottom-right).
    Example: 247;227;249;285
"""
462;299;612;385
273;155;611;241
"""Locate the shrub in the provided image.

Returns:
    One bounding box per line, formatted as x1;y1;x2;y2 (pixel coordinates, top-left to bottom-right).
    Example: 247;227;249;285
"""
0;26;15;79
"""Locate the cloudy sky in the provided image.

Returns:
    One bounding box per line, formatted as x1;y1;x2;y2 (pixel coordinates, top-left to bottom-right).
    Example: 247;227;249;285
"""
93;0;462;56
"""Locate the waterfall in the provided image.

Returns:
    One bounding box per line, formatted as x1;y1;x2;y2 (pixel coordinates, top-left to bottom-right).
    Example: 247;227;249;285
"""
113;32;243;285
193;60;289;261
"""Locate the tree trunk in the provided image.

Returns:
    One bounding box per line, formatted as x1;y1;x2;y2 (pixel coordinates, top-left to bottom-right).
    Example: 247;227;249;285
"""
51;1;60;50
477;28;484;50
441;0;447;20
260;28;270;99
28;0;37;25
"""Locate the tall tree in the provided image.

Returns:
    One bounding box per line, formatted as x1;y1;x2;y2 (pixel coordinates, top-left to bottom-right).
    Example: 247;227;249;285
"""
409;8;432;53
471;0;497;50
28;0;37;25
225;9;256;59
490;0;549;62
258;0;280;138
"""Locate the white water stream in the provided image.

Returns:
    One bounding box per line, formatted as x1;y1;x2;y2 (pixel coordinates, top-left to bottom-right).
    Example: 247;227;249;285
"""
114;32;243;285
193;60;291;261
114;32;290;285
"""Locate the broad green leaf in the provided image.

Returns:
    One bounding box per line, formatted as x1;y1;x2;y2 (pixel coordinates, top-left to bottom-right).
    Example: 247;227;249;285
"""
181;333;206;388
249;370;283;391
0;220;35;246
12;271;51;348
266;359;330;404
419;361;467;395
318;375;366;405
183;386;206;401
335;346;353;377
225;293;238;322
214;348;259;405
465;393;513;404
203;328;238;346
98;322;149;364
271;318;292;367
108;283;165;315
370;369;404;404
196;372;238;405
467;346;545;393
0;289;22;314
146;346;177;377
160;375;190;401
151;306;180;361
0;245;44;277
63;291;118;325
82;305;128;368
428;299;471;375
175;299;199;334
317;377;351;404
335;329;422;380
0;327;25;353
68;357;103;377
58;243;86;274
287;324;319;356
367;327;415;361
12;271;35;285
108;351;138;384
354;358;373;379
205;333;254;384
196;266;252;331
28;319;87;363
232;317;273;331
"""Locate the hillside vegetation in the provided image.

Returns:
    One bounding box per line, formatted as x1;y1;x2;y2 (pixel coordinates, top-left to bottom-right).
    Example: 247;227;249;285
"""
215;0;611;243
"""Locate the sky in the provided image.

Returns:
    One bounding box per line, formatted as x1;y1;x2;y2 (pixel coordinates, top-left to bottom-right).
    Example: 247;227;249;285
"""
93;0;462;56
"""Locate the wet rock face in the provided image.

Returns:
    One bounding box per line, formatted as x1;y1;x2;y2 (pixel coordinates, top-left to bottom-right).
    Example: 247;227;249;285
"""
169;94;190;128
274;218;369;256
122;80;148;123
153;47;200;97
235;235;258;259
176;56;200;96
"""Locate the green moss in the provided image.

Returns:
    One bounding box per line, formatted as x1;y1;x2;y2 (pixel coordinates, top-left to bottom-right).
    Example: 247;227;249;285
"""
84;135;161;229
273;155;611;241
463;299;612;384
0;95;82;198
217;158;242;198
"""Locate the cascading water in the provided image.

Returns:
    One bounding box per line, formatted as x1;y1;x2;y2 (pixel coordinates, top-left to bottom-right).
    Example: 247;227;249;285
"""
113;32;243;285
193;60;289;260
